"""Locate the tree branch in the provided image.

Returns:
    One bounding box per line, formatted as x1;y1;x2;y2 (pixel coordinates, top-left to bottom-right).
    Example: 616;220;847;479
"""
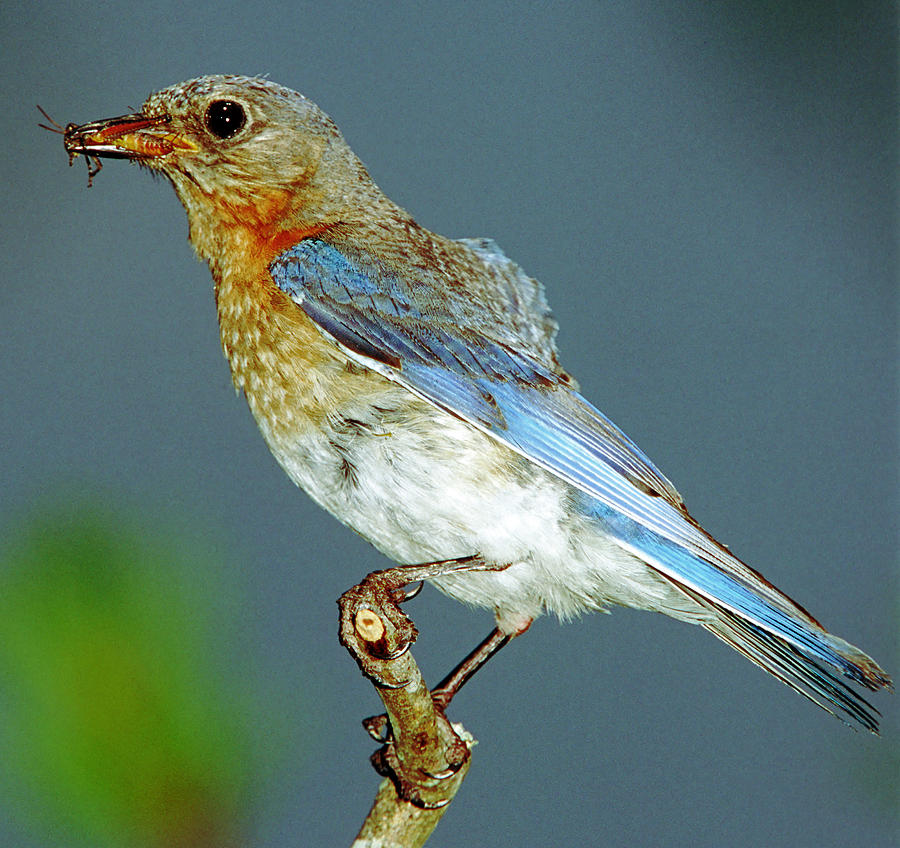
339;581;475;846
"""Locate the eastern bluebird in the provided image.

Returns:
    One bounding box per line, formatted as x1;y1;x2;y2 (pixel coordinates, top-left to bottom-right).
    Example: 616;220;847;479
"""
61;75;890;730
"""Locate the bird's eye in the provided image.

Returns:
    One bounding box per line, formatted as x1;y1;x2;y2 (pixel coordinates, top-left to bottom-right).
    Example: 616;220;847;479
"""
204;100;246;139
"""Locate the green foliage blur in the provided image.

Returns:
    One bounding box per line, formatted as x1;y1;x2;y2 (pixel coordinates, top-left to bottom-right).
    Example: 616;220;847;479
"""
0;501;272;847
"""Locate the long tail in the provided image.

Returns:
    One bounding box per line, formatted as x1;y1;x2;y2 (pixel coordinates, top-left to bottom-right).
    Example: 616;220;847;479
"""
671;580;891;732
604;509;893;732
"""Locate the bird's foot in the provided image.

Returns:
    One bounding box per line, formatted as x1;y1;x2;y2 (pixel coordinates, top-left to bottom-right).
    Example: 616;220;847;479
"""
370;726;470;809
338;557;490;689
338;569;421;689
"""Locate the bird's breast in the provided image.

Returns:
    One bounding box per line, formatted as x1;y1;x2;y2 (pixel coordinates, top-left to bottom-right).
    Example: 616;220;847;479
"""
214;263;390;439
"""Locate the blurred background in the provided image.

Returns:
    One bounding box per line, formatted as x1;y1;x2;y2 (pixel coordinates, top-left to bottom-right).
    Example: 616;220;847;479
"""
1;1;896;846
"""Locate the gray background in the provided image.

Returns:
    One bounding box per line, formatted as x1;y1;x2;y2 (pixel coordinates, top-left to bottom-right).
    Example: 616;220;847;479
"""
2;1;897;846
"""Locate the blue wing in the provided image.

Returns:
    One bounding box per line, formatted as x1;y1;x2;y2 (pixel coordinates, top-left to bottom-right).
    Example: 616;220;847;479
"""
269;238;889;729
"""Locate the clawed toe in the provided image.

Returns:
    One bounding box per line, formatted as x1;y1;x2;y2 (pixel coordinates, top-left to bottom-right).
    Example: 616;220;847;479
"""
338;573;420;687
423;759;465;781
362;712;391;742
391;579;424;604
370;726;470;809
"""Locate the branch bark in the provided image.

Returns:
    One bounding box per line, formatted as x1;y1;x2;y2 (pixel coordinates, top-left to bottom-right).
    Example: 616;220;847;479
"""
339;579;475;847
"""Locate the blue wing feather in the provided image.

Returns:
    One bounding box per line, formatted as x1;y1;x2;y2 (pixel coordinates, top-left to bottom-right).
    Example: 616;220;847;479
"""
269;238;889;727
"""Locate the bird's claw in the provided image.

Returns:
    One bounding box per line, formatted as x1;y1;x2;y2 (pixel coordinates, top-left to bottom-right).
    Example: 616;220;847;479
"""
370;730;469;809
391;579;424;603
362;712;391;742
338;570;420;688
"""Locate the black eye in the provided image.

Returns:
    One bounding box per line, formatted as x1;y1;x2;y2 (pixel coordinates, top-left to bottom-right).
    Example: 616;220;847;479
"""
204;100;246;139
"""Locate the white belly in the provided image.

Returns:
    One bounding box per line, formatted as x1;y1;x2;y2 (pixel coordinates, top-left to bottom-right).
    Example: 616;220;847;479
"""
252;383;688;624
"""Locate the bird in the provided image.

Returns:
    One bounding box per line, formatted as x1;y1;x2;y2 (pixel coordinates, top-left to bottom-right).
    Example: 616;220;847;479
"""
59;74;890;731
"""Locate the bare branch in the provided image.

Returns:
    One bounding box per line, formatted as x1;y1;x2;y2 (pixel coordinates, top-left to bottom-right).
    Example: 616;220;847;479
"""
340;577;475;846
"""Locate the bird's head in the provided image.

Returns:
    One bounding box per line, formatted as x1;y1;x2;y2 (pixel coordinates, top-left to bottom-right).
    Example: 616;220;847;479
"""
63;75;383;263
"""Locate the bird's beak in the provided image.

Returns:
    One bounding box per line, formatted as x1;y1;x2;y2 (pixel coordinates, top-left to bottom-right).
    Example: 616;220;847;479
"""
63;113;198;161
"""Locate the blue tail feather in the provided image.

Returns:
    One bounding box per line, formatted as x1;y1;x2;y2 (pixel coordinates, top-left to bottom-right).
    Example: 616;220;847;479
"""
582;496;890;731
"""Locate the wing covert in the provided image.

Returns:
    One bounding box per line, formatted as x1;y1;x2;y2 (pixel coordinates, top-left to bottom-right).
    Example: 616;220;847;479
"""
270;238;684;506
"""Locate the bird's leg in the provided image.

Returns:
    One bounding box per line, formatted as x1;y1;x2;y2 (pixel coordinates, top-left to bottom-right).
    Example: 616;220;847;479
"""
363;616;532;739
430;617;532;711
